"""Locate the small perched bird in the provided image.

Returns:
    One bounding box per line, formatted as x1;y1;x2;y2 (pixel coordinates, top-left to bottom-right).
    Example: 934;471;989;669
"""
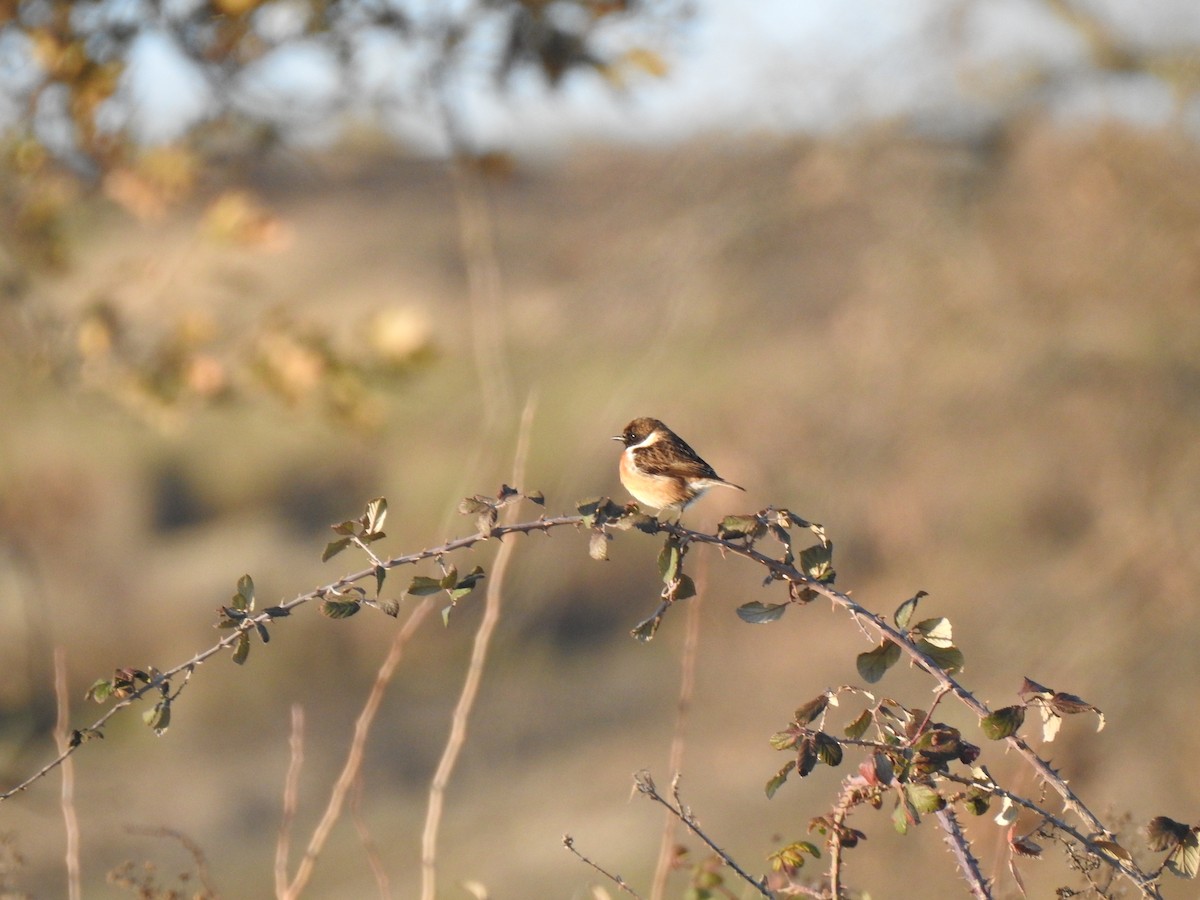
613;417;745;513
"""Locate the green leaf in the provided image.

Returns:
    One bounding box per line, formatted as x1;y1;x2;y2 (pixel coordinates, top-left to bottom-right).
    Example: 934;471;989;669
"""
407;575;444;596
255;621;270;643
458;496;490;515
631;613;662;642
439;566;459;590
892;801;911;835
236;574;255;610
442;605;453;627
769;729;800;751
322;537;352;562
915;640;965;673
215;606;244;628
963;787;991;816
374;598;400;617
85;679;113;703
736;600;788;624
672;574;696;601
913;616;953;648
765;760;795;799
814;733;843;767
718;515;764;541
980;705;1025;740
844;709;872;740
893;591;927;629
374;565;386;596
576;497;603;527
589;530;610;561
856;640;901;684
232;632;251;665
526;490;545;505
1146;816;1192;853
320;598;362;619
793;694;829;726
364;497;387;534
143;700;170;734
658;536;681;583
1166;833;1200;879
905;783;945;814
798;542;834;582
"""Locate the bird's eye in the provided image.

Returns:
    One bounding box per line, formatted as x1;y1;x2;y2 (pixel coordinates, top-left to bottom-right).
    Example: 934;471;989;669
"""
625;431;635;442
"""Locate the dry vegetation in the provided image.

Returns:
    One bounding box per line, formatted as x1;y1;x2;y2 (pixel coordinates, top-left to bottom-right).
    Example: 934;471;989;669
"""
2;119;1200;897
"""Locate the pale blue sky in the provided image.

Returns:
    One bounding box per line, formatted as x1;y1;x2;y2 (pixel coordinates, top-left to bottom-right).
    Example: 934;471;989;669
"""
6;0;1200;153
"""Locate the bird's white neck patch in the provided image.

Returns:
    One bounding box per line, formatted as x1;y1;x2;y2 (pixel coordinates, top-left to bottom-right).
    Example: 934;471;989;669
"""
629;429;663;451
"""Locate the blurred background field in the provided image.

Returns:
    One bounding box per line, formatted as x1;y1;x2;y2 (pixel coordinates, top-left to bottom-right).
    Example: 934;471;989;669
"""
3;2;1200;898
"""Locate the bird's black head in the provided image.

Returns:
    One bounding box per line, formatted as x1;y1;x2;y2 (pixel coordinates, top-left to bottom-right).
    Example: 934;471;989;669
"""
614;417;665;447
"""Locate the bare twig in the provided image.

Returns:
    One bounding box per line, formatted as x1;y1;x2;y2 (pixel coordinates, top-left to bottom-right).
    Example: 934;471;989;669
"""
53;647;80;900
350;774;391;899
634;771;772;899
281;594;436;899
651;558;705;900
421;396;536;900
275;704;304;898
563;835;645;898
122;825;218;897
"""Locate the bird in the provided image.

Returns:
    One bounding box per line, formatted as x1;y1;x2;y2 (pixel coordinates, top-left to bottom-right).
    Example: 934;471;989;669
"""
613;417;745;513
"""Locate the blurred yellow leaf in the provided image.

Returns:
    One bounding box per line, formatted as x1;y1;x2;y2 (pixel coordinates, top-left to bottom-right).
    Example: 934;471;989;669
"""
622;47;669;78
214;0;265;14
202;190;292;250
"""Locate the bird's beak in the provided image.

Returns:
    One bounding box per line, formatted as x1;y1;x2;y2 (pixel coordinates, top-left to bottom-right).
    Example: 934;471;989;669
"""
611;435;624;442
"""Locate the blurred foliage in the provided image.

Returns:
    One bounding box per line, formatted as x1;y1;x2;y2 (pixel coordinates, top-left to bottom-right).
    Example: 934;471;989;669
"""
0;0;681;426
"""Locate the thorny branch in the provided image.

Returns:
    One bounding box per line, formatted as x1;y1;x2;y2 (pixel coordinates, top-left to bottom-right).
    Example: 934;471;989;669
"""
633;771;772;899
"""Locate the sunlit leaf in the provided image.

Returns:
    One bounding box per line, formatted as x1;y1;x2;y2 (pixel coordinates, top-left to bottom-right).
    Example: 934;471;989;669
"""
407;575;444;596
980;705;1025;740
814;733;843;767
736;600;787;624
794;694;829;725
671;574;696;600
915;640;964;674
232;631;251;665
912;616;953;648
320;598;361;619
364;497;387;534
85;679;113;703
893;591;927;629
589;530;609;561
657;536;681;583
905;783;945;814
844;709;872;740
143;700;170;735
769;729;799;751
798;542;834;582
718;514;764;541
322;537;351;562
765;760;795;799
236;574;255;609
1147;816;1192;852
856;641;901;684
